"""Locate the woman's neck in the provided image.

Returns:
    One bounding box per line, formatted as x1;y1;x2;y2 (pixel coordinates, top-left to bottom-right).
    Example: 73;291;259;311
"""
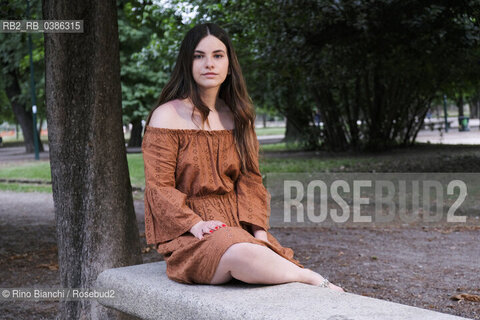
199;87;220;111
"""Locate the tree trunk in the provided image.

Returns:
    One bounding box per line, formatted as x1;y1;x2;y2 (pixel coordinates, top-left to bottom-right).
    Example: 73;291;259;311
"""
366;66;387;150
38;116;44;138
4;67;44;153
127;119;143;148
469;93;480;119
457;94;464;117
43;1;143;319
312;87;349;151
283;91;311;144
284;115;302;143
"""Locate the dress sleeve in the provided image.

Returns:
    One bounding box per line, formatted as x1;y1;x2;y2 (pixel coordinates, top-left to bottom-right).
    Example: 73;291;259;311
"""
142;130;203;246
235;136;271;233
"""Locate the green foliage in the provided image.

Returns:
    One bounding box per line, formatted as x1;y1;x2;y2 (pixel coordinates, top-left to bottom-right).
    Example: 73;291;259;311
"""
184;0;480;151
119;2;160;124
4;0;478;152
118;1;200;125
0;85;14;123
0;0;45;123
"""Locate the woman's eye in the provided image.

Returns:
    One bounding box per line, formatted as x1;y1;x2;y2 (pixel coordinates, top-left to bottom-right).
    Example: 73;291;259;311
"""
193;54;223;59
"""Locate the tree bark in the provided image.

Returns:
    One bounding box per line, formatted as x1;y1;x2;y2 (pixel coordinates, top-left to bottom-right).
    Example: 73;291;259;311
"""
3;67;44;153
43;1;143;319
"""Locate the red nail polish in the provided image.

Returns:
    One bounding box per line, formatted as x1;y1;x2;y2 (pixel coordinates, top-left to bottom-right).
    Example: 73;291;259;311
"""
222;224;226;227
210;230;213;233
215;226;219;229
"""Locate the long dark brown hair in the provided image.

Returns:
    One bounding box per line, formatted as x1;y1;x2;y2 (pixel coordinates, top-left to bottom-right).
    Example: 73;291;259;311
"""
145;23;258;174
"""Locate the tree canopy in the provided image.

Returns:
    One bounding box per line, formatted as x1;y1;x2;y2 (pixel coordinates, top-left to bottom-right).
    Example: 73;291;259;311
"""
187;0;480;150
1;0;479;151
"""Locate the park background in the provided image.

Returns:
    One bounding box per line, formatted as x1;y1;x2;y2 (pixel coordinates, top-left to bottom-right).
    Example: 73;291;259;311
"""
1;0;480;319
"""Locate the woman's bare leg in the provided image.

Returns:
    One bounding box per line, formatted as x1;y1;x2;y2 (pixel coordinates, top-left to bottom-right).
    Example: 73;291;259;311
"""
210;242;344;291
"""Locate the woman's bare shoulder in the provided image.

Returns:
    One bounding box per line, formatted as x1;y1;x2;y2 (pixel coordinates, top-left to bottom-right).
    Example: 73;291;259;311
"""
149;100;185;129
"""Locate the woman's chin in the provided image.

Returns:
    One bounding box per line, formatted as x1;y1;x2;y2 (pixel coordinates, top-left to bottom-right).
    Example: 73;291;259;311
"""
197;82;223;90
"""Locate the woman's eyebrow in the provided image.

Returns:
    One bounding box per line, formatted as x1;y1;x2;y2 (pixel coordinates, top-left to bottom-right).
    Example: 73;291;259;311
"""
194;49;226;54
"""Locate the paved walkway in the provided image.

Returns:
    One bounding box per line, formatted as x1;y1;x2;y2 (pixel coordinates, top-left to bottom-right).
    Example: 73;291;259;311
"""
0;145;50;162
415;127;480;145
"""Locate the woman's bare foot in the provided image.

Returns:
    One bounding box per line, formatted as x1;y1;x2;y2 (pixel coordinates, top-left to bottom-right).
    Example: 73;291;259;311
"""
327;282;345;292
303;268;345;292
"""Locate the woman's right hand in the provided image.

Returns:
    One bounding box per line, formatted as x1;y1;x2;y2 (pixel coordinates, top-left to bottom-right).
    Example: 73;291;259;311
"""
189;220;227;240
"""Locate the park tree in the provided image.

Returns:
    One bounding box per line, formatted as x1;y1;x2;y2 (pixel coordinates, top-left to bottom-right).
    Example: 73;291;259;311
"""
118;1;159;148
0;87;14;123
443;44;480;119
43;0;142;318
0;0;46;152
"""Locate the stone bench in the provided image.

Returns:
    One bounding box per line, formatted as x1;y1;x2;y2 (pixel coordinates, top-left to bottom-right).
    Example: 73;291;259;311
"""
96;262;468;320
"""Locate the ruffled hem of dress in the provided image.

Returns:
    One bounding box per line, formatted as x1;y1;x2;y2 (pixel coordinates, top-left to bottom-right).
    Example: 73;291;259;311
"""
158;226;304;285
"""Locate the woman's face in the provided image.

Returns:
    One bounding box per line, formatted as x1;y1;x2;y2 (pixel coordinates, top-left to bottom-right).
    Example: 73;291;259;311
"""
192;35;229;91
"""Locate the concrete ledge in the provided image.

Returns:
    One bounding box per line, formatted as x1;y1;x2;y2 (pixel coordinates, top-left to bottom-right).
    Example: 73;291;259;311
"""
96;262;468;320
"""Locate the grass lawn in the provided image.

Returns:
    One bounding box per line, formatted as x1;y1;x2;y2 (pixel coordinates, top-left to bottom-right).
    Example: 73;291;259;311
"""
2;141;478;194
0;161;52;181
126;154;145;187
260;142;302;152
0;182;52;193
254;127;286;136
259;156;373;173
0;154;145;193
0;142;364;193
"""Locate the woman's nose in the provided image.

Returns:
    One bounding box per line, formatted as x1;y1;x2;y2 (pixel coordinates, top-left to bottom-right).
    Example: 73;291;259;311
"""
204;56;214;68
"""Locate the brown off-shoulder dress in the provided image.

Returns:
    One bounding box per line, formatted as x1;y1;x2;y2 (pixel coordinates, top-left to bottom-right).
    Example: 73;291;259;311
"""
141;125;304;284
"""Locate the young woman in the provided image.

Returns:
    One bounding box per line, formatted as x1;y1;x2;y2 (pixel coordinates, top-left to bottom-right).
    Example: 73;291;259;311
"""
142;23;344;292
